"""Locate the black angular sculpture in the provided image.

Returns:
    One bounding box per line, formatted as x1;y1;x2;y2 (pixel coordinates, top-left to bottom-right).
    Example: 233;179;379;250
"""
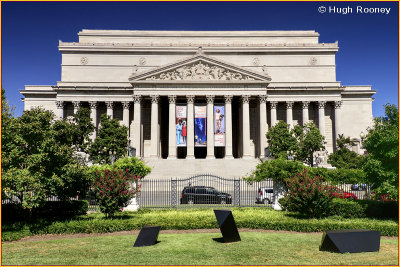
319;229;380;253
133;226;161;247
214;209;241;243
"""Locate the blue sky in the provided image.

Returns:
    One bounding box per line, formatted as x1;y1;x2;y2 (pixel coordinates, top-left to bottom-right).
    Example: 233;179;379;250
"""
2;1;398;117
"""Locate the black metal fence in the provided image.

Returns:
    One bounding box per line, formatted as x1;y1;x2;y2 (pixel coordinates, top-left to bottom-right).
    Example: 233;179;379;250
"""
2;174;371;211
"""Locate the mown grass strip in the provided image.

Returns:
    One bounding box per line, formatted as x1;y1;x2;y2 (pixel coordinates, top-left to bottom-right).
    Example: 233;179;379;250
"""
2;208;398;241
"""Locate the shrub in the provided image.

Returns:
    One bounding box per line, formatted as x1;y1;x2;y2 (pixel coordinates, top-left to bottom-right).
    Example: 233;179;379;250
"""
357;200;398;219
330;198;365;218
93;170;141;217
2;200;88;222
281;169;333;218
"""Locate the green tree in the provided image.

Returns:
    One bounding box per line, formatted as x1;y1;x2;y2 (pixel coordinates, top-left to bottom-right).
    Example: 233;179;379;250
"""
293;122;325;167
266;121;298;159
1;107;90;209
89;114;128;164
362;104;399;200
328;134;365;169
70;107;95;153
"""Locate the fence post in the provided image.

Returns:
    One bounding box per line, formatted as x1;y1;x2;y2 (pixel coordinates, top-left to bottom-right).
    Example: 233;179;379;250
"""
234;179;240;206
171;179;177;208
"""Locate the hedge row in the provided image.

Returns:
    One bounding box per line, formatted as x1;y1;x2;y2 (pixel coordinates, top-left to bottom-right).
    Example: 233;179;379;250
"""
332;199;398;219
2;208;397;241
2;200;88;222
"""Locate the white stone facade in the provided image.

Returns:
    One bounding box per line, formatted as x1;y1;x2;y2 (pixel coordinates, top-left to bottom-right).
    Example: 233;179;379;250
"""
20;30;375;176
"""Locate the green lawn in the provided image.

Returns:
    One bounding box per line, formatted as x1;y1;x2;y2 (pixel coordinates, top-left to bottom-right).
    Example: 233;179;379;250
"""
2;232;398;265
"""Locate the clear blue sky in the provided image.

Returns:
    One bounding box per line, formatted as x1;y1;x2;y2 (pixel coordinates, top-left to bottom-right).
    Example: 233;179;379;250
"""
2;1;398;117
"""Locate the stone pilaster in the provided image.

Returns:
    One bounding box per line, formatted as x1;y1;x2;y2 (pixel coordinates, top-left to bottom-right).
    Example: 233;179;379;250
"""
259;95;268;158
224;95;233;159
150;95;159;158
206;95;215;159
242;95;251;158
168;95;177;159
186;95;195;159
122;101;131;128
334;100;342;144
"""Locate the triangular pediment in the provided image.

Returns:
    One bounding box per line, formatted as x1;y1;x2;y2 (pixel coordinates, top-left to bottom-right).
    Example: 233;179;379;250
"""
129;51;271;83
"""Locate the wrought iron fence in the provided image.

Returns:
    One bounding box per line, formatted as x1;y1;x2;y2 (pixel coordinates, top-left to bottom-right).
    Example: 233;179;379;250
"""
2;175;372;211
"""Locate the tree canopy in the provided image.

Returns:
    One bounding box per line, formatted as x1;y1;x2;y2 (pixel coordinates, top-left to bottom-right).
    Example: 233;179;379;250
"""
89;113;128;164
266;121;298;159
328;134;365;169
362;104;399;199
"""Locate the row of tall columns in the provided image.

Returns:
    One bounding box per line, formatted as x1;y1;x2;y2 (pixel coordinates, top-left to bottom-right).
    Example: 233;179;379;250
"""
55;98;343;158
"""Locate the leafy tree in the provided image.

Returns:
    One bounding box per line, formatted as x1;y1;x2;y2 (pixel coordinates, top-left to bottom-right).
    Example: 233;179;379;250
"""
293;122;325;167
70;107;95;153
89;114;128;164
266;121;298;159
328;134;365;169
1;107;91;210
362;104;399;200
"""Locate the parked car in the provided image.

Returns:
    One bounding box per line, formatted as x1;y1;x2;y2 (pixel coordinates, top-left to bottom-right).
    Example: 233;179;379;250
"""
180;186;232;204
350;184;367;191
328;187;358;200
256;187;274;204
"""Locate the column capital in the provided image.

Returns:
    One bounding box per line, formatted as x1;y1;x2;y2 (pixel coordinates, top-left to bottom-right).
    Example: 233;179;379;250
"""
241;95;250;104
72;101;81;108
122;101;131;109
334;101;343;109
168;95;177;104
150;95;159;104
286;101;294;109
270;101;278;109
318;101;326;109
105;101;114;109
224;95;233;104
186;95;195;104
302;101;310;109
55;100;65;109
133;95;141;104
89;101;98;109
258;95;267;104
206;95;215;104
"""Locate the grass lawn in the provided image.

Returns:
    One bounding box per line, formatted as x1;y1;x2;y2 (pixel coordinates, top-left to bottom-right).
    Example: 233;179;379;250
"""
2;232;398;265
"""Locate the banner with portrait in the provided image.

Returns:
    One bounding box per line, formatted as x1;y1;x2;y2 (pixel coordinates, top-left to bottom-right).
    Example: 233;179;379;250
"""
176;105;187;147
214;105;225;146
194;105;207;147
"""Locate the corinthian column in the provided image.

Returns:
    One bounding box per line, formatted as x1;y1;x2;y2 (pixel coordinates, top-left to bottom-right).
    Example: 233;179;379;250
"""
72;101;81;114
122;102;131;128
224;95;233;159
55;101;65;119
302;101;310;125
334;100;342;140
150;95;159;158
270;101;278;127
206;95;215;159
168;95;177;159
131;96;141;157
186;95;195;159
105;101;114;118
259;95;268;158
242;95;251;158
286;101;294;129
89;101;98;140
318;101;326;137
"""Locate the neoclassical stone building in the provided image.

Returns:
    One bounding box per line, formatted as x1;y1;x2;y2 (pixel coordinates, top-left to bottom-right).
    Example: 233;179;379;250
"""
20;30;375;177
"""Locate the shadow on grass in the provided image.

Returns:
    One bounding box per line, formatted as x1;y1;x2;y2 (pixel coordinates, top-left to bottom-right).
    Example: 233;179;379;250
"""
212;237;225;243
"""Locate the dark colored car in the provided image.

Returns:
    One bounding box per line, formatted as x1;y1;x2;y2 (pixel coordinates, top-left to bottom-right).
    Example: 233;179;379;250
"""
180;186;232;204
328;187;358;200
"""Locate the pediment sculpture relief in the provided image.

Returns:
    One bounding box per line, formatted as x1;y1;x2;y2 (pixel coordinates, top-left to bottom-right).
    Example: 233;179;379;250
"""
145;61;256;81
